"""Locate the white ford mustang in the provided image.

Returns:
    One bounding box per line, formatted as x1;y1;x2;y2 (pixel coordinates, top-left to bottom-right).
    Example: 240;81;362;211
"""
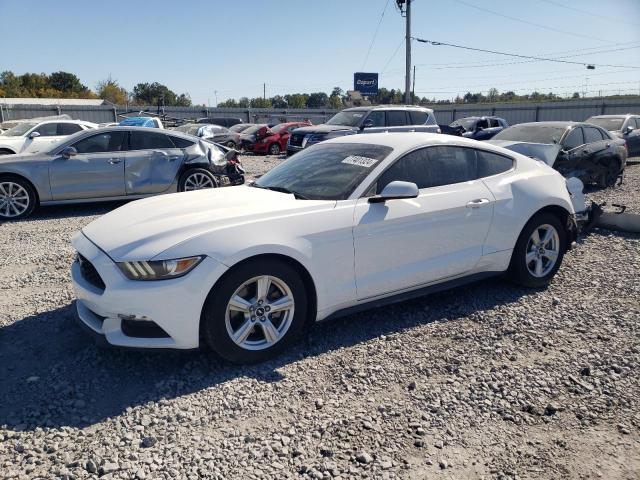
72;133;581;363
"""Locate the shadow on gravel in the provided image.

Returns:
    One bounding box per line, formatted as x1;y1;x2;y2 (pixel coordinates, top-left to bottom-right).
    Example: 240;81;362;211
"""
0;277;533;431
27;201;128;221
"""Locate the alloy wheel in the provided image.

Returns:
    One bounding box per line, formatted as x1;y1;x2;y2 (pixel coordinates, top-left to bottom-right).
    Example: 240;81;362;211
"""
525;224;560;278
225;275;295;351
183;172;215;191
269;143;281;155
0;182;30;218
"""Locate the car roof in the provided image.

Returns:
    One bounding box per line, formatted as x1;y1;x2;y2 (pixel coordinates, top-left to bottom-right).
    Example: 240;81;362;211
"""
344;105;434;113
510;121;582;128
321;131;515;154
587;114;636;118
93;126;195;140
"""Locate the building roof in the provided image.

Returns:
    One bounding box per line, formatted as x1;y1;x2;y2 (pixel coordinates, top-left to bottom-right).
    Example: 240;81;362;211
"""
0;98;107;106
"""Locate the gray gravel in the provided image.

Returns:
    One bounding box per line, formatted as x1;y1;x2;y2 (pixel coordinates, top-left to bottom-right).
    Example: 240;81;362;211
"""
0;156;638;479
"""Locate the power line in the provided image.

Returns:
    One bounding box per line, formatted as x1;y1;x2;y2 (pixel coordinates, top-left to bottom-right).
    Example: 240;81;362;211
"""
538;0;640;28
453;0;609;43
361;0;390;71
412;37;640;69
381;37;405;74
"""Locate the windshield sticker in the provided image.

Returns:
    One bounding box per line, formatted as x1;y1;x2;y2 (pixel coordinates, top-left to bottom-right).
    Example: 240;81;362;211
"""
341;155;378;168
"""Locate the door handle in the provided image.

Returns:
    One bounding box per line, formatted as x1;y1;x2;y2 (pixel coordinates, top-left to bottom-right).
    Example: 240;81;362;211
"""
108;158;122;164
466;198;490;208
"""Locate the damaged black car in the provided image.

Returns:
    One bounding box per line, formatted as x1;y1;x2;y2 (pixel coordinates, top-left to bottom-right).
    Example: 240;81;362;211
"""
489;121;627;187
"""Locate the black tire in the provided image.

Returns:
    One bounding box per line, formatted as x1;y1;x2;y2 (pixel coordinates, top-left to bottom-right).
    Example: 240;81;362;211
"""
0;149;16;155
268;143;281;155
225;141;236;149
508;212;567;288
599;159;621;188
0;175;37;220
201;258;309;364
178;168;219;192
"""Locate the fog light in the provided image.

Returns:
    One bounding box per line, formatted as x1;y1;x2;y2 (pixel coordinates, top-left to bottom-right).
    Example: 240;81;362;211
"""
118;314;152;322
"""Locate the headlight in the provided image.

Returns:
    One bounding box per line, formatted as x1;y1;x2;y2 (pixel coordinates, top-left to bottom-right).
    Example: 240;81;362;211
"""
308;133;326;143
117;256;204;281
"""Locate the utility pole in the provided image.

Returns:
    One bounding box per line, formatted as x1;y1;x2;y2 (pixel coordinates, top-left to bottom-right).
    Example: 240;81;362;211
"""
412;65;416;102
404;0;412;104
263;83;266;101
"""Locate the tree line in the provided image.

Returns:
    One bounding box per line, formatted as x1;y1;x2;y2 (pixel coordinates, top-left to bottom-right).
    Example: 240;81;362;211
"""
0;71;192;107
2;70;630;108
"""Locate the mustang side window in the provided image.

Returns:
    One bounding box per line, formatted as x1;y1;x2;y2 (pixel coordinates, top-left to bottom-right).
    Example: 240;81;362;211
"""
33;123;58;137
376;146;476;193
562;128;584;150
476;150;513;177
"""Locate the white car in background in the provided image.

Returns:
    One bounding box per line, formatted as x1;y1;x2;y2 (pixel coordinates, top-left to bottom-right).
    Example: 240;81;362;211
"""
0;119;97;155
71;133;582;363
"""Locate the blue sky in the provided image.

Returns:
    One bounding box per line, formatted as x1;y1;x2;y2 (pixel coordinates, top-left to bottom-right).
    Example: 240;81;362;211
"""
1;0;639;105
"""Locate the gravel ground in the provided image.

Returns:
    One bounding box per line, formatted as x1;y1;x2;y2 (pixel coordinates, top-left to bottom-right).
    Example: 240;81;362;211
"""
0;155;638;480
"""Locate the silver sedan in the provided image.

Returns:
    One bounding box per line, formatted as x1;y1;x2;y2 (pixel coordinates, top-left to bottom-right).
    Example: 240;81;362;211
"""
0;126;244;221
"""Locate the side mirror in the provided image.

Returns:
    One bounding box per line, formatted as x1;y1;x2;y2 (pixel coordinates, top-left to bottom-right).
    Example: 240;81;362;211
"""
361;119;374;130
61;146;77;159
28;131;41;139
625;125;634;134
224;149;238;162
368;181;419;203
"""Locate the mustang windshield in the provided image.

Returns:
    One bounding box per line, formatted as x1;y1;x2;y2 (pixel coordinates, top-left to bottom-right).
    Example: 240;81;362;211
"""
2;122;37;137
325;111;367;127
493;125;567;144
254;143;392;200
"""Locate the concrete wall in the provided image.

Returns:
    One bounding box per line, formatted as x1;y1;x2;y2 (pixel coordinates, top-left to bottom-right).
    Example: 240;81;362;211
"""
2;97;639;126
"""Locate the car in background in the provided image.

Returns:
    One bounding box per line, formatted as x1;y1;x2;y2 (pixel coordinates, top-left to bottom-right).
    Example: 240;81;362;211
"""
286;106;439;155
197;117;244;128
0;119;97;155
70;132;581;363
0;127;244;221
248;121;311;155
173;124;240;148
229;123;255;134
239;124;270;150
119;117;164;129
585;114;640;157
490;121;627;187
440;116;508;140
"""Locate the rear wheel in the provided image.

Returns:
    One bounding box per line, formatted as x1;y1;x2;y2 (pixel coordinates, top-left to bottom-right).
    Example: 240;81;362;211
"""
0;149;15;156
201;258;308;363
508;213;566;288
178;168;219;192
0;176;37;220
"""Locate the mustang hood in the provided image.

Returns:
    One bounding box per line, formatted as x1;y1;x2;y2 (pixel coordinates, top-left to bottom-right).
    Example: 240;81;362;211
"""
487;140;561;166
81;186;335;261
293;124;357;135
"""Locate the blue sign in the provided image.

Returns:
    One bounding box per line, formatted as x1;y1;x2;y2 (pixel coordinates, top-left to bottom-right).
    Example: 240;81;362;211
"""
354;72;379;96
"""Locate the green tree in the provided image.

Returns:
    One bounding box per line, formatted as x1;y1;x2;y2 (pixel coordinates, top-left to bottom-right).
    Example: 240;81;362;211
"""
218;98;239;107
238;97;250;108
271;95;288;108
306;92;328;108
49;71;89;94
175;93;192;107
328;94;342;109
132;82;177;106
96;76;128;104
284;94;308;108
250;97;272;108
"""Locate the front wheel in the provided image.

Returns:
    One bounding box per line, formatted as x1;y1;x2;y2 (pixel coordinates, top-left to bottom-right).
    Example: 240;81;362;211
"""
225;141;236;149
178;168;219;192
508;213;566;288
201;258;308;363
268;143;281;155
0;176;37;220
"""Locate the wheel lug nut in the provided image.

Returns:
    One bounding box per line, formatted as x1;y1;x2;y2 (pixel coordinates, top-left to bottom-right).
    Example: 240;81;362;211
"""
251;315;256;321
265;306;271;312
260;316;266;321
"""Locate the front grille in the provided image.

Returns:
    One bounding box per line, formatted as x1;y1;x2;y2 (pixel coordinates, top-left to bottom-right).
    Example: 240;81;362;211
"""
289;133;304;147
78;254;106;291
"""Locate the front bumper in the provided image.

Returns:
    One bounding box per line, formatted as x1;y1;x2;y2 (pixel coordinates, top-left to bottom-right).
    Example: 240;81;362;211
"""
71;232;228;349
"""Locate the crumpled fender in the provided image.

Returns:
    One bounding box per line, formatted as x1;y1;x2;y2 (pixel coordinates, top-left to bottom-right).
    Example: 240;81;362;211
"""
183;140;227;171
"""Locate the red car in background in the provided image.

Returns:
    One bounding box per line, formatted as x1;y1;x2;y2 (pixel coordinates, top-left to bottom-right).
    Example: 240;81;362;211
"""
250;121;311;155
